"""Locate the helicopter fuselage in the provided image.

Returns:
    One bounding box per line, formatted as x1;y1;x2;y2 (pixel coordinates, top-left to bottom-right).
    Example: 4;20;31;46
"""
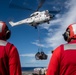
9;10;53;28
30;10;51;25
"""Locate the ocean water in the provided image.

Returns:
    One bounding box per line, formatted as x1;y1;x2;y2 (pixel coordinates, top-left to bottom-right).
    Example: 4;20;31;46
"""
21;67;44;71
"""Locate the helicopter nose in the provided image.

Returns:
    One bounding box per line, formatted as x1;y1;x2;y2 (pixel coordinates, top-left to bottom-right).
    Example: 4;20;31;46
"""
50;14;55;18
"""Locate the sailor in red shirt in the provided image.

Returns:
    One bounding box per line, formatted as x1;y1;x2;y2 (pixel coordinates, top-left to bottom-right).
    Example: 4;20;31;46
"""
0;21;22;75
47;23;76;75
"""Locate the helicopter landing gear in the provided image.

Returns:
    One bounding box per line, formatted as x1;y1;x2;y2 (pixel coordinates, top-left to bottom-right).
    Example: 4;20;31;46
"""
35;26;37;29
31;24;37;29
47;21;50;24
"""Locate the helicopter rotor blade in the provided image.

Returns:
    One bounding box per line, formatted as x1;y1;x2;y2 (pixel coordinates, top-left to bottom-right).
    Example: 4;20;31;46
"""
9;3;35;11
49;10;60;14
36;0;45;11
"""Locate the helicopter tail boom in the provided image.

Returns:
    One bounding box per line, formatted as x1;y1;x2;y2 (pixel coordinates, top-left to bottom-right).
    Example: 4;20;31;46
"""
9;20;26;26
9;21;17;26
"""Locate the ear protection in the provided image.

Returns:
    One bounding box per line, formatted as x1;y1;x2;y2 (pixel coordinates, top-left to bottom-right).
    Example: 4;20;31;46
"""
63;32;69;41
5;29;11;40
63;29;70;42
4;26;11;40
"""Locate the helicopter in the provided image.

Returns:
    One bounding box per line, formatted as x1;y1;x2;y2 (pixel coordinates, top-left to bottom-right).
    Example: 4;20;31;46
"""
9;10;54;29
9;0;60;29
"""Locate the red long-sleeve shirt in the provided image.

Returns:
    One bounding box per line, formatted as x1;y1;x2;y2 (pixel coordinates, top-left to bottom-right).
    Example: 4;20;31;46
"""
47;40;76;75
0;40;22;75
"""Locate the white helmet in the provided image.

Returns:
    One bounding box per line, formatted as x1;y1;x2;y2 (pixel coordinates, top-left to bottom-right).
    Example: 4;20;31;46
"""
63;23;76;42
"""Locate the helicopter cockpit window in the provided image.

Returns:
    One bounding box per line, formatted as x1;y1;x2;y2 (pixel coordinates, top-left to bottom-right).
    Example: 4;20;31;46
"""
45;10;49;17
30;13;39;17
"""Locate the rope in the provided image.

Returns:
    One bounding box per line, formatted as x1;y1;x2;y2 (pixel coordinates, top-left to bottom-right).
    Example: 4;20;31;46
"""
37;26;42;52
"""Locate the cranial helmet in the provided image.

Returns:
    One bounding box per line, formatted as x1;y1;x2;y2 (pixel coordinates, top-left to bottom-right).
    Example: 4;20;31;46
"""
63;23;76;42
0;21;11;40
